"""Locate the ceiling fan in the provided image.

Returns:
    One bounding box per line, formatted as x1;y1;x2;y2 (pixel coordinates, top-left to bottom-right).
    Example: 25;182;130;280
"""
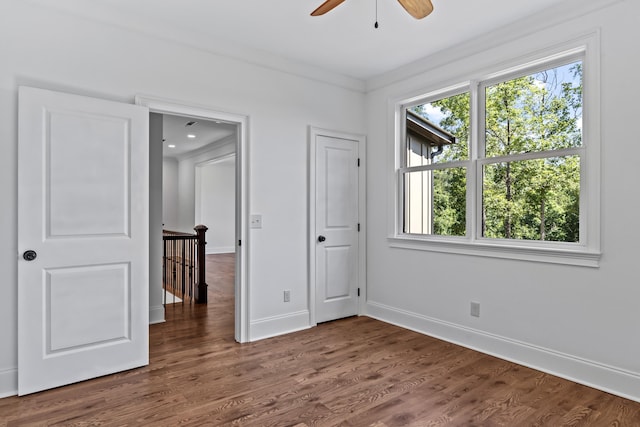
311;0;434;20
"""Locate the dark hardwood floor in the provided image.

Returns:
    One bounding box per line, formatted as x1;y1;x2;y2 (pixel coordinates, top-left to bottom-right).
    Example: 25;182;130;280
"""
2;253;640;426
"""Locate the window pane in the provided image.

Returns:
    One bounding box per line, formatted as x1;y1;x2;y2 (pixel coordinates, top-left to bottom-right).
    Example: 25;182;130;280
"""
482;156;580;242
404;168;466;236
407;92;469;166
485;61;582;157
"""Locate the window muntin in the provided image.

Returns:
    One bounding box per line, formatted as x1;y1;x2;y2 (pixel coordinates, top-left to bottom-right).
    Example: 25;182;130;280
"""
398;54;587;247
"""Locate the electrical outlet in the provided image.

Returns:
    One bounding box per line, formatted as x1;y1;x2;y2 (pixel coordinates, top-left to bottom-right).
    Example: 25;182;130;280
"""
250;214;262;229
470;302;480;317
283;290;291;302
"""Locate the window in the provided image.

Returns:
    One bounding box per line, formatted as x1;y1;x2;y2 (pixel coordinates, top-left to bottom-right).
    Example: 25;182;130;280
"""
393;46;600;266
403;92;469;237
480;60;582;242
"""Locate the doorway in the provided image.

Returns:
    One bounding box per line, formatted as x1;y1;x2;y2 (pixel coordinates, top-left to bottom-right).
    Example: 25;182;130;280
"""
137;96;249;343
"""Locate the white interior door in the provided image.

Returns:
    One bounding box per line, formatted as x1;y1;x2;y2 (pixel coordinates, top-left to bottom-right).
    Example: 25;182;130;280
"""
18;86;149;395
314;131;360;323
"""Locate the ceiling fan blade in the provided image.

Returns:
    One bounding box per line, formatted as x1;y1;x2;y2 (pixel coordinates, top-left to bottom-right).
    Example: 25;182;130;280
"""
311;0;346;16
397;0;434;19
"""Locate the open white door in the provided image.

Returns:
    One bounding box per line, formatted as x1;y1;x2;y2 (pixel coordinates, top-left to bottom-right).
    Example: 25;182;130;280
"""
18;87;149;395
312;129;361;323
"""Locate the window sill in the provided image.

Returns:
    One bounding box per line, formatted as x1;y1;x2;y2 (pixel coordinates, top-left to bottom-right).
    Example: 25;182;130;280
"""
388;235;601;267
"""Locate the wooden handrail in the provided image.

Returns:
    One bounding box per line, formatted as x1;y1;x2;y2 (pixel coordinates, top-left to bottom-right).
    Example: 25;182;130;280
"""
163;229;195;237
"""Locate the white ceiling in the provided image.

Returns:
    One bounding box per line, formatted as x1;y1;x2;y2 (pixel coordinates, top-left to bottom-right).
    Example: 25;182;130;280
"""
33;0;580;81
162;114;236;158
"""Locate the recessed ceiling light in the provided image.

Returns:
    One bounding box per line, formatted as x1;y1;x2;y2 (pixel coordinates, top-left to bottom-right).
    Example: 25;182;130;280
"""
168;144;176;148
187;134;196;139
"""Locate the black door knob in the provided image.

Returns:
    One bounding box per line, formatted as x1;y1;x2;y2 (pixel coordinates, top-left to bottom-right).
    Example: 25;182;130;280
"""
23;250;37;261
318;235;326;243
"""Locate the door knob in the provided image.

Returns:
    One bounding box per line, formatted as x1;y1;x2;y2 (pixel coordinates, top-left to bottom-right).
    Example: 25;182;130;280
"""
23;250;37;261
318;235;326;243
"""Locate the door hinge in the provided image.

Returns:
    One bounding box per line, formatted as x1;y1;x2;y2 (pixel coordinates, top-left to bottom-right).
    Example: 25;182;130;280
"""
357;288;361;297
238;239;241;246
357;158;360;167
357;223;360;232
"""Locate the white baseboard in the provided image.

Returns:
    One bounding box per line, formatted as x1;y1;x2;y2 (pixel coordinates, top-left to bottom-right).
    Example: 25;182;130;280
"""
149;305;165;325
366;301;640;403
206;247;235;255
249;310;311;342
0;368;17;398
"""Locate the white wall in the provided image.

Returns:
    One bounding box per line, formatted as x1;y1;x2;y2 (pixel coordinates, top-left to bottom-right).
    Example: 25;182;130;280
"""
196;156;236;254
0;1;365;397
162;157;179;231
364;0;640;402
175;138;236;235
177;153;197;233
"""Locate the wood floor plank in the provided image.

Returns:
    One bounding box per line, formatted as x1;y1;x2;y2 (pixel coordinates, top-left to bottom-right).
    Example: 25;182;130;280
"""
2;253;640;426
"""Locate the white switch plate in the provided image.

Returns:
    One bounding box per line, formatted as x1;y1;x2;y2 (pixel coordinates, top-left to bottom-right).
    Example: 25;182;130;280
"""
250;214;262;229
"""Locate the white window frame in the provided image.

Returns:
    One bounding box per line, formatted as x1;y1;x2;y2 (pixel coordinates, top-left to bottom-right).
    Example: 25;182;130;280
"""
388;35;601;267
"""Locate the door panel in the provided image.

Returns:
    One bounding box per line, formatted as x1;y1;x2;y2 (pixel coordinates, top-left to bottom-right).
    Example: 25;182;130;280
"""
47;263;129;352
18;86;149;395
325;148;353;227
325;246;351;299
315;134;359;323
48;111;130;237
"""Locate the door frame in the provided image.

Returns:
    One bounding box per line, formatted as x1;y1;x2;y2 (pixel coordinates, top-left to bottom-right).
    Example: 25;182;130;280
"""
136;95;250;343
308;126;367;326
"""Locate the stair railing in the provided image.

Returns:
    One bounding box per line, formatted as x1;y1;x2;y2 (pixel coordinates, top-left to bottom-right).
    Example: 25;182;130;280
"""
162;225;208;304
